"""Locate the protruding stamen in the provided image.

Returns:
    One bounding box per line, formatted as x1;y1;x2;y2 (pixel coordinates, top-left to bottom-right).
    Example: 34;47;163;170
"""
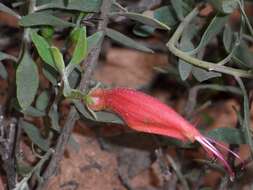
195;136;235;181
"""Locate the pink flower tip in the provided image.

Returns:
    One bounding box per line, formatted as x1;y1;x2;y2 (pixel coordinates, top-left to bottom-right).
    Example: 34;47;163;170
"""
195;136;244;181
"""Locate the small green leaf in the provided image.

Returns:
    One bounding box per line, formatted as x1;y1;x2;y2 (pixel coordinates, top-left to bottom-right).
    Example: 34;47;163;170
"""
105;28;153;53
16;52;39;110
178;28;195;80
21;120;49;151
190;14;229;54
171;0;184;20
207;127;245;144
40;26;54;40
0;62;8;79
178;24;197;80
209;0;238;14
20;12;75;27
23;106;45;117
179;60;192;81
50;46;65;74
223;24;234;51
154;6;178;27
30;31;56;70
133;24;155;37
42;66;58;85
87;31;104;52
69;27;87;66
111;12;170;30
223;25;253;69
0;3;20;19
49;103;60;131
37;0;102;12
192;67;221;82
36;91;49;111
232;41;253;69
74;100;124;124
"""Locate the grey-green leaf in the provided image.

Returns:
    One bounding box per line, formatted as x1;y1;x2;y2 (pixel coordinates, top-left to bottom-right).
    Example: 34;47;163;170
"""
133;24;155;38
36;91;49;111
110;12;170;31
74;100;124;124
209;0;238;14
0;62;8;79
105;28;153;53
87;31;104;53
21;120;49;151
179;60;192;81
0;3;20;19
171;0;184;20
192;67;221;82
207;127;245;144
69;27;87;66
20;12;75;27
37;0;102;12
154;6;178;27
178;30;195;80
232;41;253;69
23;106;45;117
190;14;229;54
31;31;56;70
16;52;39;110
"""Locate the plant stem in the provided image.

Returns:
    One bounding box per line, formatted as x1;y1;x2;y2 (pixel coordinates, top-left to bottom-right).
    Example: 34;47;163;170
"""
166;7;253;78
235;77;253;157
36;0;113;189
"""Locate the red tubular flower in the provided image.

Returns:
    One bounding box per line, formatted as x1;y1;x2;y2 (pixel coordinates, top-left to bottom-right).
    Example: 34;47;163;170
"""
87;88;242;181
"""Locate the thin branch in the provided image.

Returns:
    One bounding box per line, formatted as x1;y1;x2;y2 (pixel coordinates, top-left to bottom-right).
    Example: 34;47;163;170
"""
36;0;113;189
166;6;253;79
0;114;18;190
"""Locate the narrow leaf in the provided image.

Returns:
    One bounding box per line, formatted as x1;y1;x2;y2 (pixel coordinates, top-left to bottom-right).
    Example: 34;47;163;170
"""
190;14;229;54
0;62;8;79
23;106;45;117
49;103;60;131
36;91;49;111
87;31;104;53
0;3;20;19
133;24;155;37
30;31;56;70
171;0;184;20
20;12;75;27
74;100;124;124
154;6;178;27
192;67;221;82
37;0;102;12
50;46;65;74
16;52;39;110
21;120;49;151
110;12;170;30
105;28;153;53
69;27;87;65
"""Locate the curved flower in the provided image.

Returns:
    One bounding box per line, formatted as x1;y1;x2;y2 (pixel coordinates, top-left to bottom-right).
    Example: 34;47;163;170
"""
87;88;242;181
